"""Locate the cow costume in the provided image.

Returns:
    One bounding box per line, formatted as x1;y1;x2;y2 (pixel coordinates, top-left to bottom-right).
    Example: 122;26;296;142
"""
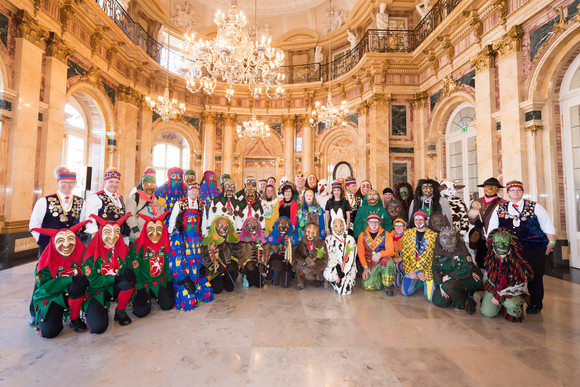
238;216;269;288
439;179;469;237
293;222;329;290
324;217;357;295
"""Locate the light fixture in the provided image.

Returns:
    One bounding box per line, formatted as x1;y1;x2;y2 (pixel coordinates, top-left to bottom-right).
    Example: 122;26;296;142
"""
310;0;348;128
179;0;285;101
237;110;271;142
146;0;186;124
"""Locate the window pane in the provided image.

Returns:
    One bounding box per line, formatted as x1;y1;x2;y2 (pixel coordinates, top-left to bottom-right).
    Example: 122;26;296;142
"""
153;144;166;167
166;144;180;167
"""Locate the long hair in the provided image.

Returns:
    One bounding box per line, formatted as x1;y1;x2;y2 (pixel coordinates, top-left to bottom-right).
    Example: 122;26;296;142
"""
410;179;441;216
330;184;346;202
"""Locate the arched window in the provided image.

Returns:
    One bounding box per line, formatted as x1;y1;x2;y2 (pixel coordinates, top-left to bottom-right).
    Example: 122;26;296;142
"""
153;131;190;186
446;103;477;204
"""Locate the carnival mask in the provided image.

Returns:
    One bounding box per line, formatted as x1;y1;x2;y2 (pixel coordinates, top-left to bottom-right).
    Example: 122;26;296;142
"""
332;218;345;236
245;187;257;203
493;231;512;257
184;173;196;186
216;218;230;238
317;179;328;194
277;218;291;236
224;180;236;198
399;186;409;200
146;220;164;243
101;224;121;249
303;190;314;205
422;183;434;197
387;201;403;218
245;176;257;189
484;184;498;197
208;172;216;184
428;213;450;233
54;230;76;257
307;174;317;188
368;219;380;232
367;190;379;206
280;177;289;187
171;171;183;183
305;224;318;240
360;181;372;195
185;213;199;232
143;181;156;196
439;227;458;252
245;218;259;236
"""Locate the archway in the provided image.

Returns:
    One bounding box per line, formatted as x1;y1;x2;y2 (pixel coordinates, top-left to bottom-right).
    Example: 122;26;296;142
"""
316;124;360;183
234;133;284;189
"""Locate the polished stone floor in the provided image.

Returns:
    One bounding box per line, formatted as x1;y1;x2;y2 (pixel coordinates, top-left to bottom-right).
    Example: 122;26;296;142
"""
1;262;579;386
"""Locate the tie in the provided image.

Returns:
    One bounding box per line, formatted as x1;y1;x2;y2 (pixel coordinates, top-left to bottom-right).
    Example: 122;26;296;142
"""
513;204;518;208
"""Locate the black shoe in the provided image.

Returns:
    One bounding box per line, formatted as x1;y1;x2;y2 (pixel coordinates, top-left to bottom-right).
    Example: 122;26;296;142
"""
526;305;542;314
114;309;132;326
465;298;476;315
69;317;88;333
28;316;36;326
385;286;395;297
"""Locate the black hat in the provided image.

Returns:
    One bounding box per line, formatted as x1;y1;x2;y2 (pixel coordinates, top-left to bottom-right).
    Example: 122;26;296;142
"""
383;188;394;195
477;177;504;188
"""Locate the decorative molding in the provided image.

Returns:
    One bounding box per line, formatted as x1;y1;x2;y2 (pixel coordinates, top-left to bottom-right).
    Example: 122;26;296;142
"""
80;67;105;91
281;114;296;127
202;111;217;124
493;0;508;28
438;36;454;66
412;92;428;109
368;93;391;109
524;124;543;135
464;11;483;45
90;26;110;58
60;1;75;35
45;32;72;63
16;10;48;49
492;25;523;60
117;85;141;106
424;49;439;77
441;75;461;98
356;101;369;116
470;44;495;74
223;113;237;125
553;6;566;33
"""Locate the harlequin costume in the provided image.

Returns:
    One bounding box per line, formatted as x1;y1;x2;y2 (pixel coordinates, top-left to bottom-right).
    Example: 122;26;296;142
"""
128;211;175;318
295;191;326;241
200;216;240;294
293;222;329;290
480;228;533;322
83;213;135;333
324;217;357;295
265;216;298;288
168;208;213;311
155;167;187;221
31;220;91;338
125;175;167;240
431;227;483;313
353;192;393;239
238;216;269;288
199;170;220;208
234;182;265;235
357;214;396;292
81;169;127;236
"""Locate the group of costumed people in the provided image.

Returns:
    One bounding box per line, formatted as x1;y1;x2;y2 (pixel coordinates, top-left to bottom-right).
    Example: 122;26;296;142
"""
28;166;556;338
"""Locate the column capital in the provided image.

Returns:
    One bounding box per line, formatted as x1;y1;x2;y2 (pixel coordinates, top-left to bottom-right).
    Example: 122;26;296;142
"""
281;114;296;126
492;25;523;60
412;92;428;109
470;44;496;74
368;93;391;109
356;101;369;116
16;9;49;49
117;85;142;106
223;113;237;125
203;111;217;124
45;32;72;63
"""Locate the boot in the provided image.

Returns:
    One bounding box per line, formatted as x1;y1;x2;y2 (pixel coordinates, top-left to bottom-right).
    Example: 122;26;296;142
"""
385;286;395;297
69;317;88;333
465;298;476;315
114;309;132;326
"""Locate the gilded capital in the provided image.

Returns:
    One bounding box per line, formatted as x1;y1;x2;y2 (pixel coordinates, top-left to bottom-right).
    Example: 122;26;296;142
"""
45;32;72;63
470;45;495;74
16;10;48;49
118;85;141;106
368;93;391;109
223;113;237;125
492;25;523;60
60;1;75;34
202;111;217;124
412;92;428;109
356;101;369;116
81;67;104;90
524;124;543;135
493;0;508;27
281;114;296;127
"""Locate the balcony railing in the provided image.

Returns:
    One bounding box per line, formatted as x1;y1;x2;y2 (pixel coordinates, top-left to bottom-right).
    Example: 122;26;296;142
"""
93;0;462;85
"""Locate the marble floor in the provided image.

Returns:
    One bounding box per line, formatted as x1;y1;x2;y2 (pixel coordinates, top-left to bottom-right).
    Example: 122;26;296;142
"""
1;263;579;386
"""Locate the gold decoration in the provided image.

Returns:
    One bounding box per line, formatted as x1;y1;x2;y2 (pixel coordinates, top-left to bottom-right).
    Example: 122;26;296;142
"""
464;11;483;45
118;85;142;106
223;113;237;125
202;111;218;125
16;10;48;48
281;114;296;128
553;6;566;33
442;75;461;98
45;32;72;63
470;45;495;74
492;25;523;59
413;92;428;109
367;93;391;109
356;101;369;116
524;124;543;135
493;0;508;28
90;27;109;58
438;36;454;66
424;49;439;77
80;67;105;91
60;1;75;35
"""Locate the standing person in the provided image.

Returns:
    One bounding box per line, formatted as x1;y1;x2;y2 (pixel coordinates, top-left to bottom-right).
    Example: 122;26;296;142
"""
324;181;351;235
261;184;280;235
295;173;307;197
184;170;196;186
278;184;299;228
355;180;372;201
306;173;318;194
81;168;127;238
129;167;156;196
155;167;187;218
394;182;413;215
353;189;392;239
267;176;276;187
400;210;438;301
295;188;326;241
408;179;452;227
468;177;506;269
198;171;220;208
382;188;394;209
344;177;360;236
258;179;267;196
168;182;205;235
28;167;84;325
235;176;265;234
205;178;238;236
125;175;167;241
487;180;556;314
316;179;331;210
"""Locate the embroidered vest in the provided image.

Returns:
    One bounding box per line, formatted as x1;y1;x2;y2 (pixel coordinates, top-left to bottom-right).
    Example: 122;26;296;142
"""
39;194;83;249
497;200;548;249
362;231;386;268
96;191;125;220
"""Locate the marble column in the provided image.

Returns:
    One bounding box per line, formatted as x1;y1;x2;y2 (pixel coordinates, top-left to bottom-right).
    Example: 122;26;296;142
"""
115;85;140;194
302;114;314;174
40;33;72;195
281;114;296;178
367;94;391;188
412;92;428;180
356;102;369;180
202;111;217;172
5;11;47;221
139;101;153;178
493;26;528;185
470;44;498;180
222;113;236;175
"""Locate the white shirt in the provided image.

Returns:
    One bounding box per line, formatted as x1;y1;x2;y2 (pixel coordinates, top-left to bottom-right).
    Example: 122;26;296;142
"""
29;191;75;241
81;189;124;234
168;198;199;234
487;199;556;236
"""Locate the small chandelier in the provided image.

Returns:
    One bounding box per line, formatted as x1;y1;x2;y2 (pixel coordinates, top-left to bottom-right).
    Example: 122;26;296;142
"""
179;0;285;101
237;113;271;142
146;0;185;124
310;0;348;128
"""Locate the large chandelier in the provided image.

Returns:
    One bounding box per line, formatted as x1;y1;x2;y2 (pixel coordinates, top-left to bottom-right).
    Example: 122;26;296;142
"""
310;0;348;128
146;0;185;123
237;113;271;141
179;0;285;101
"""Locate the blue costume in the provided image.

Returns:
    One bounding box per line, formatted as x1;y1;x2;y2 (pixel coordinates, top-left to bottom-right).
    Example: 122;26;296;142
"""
155;167;187;222
199;171;220;208
265;216;298;287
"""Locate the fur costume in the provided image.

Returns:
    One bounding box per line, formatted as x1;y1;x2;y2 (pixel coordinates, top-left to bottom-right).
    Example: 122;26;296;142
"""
408;179;452;227
238;216;268;288
200;216;240;294
293;222;329;289
394;182;413;215
386;199;405;223
439;180;469;237
168;208;213;310
155;167;187;221
265;217;298;287
324;218;357;295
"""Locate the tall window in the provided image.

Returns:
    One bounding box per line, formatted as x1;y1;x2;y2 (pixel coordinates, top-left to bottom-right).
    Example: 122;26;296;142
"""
64;100;88;196
153;131;190;186
446;103;477;204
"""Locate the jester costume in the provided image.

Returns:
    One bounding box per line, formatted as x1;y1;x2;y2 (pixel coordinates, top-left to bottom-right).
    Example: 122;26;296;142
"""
353;192;392;239
357;221;396;291
168;208;213;311
31;220;91;338
83;213;135;333
155;167;187;223
238;216;269;288
199;171;220;208
265;217;298;288
293;222;329;290
200;216;240;294
129;211;175;318
324;218;357;295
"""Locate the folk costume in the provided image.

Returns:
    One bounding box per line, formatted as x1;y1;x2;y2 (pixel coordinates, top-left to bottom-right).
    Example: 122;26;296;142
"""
480;229;533;322
265;217;298;288
125;175;167;240
324;217;357;295
83;213;135;333
391;218;407;289
408;179;452;227
439;180;470;237
155;167;187;221
199;170;221;208
353;191;393;239
345;177;361;235
295;190;326;241
234;177;265;235
278;184;300;227
394;182;413;216
238;216;268;288
200;216;240;294
168;208;213;311
431;227;482;314
31;220;91;338
168;182;206;235
261;191;280;236
316;179;331;210
81;169;127;236
204;179;238;237
293;222;329;290
129;167;156;197
357;215;396;292
129;211;175;318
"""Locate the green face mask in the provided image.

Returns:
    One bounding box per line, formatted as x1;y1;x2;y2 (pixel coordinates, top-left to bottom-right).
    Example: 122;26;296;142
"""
493;231;512;257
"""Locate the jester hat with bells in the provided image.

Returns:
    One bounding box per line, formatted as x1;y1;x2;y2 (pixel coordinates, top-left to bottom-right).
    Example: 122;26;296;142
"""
133;211;171;253
84;212;132;268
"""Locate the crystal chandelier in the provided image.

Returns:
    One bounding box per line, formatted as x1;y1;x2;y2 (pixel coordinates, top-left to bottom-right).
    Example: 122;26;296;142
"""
237;113;271;142
146;0;185;124
310;0;348;128
179;0;285;101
